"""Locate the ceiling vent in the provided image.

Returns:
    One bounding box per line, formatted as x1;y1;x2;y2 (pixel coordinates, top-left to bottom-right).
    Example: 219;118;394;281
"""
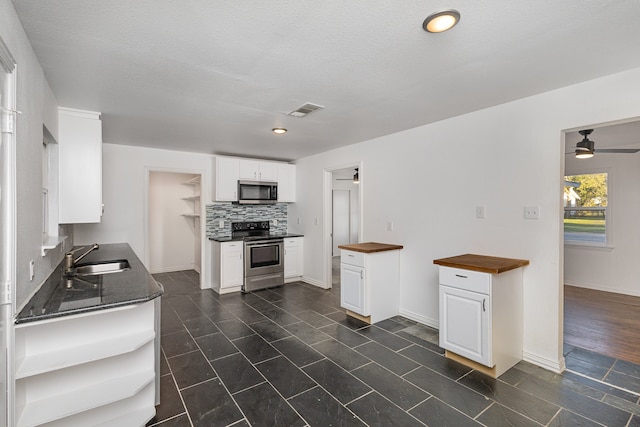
287;102;324;118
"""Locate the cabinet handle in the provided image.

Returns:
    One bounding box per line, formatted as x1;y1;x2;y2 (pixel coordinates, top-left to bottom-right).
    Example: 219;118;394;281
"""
482;299;486;312
455;274;468;278
360;270;363;279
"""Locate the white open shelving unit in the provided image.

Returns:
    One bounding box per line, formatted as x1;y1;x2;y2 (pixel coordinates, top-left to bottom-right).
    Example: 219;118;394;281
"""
14;301;157;426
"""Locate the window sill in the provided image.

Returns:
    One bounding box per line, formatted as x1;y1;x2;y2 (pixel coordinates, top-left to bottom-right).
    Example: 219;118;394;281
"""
42;235;68;256
564;241;614;250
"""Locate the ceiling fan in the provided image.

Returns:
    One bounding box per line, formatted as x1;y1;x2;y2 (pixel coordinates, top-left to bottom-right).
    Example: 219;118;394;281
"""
335;168;359;183
570;129;640;159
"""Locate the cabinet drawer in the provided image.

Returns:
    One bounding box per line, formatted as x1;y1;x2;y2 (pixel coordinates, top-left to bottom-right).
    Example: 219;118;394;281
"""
439;267;490;294
341;250;365;267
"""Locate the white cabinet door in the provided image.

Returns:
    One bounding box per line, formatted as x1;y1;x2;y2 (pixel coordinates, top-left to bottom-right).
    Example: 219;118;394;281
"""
284;238;303;278
238;160;259;180
277;163;296;202
439;285;491;366
220;242;243;288
239;159;278;181
58;108;102;223
258;162;277;181
215;157;239;201
340;263;366;315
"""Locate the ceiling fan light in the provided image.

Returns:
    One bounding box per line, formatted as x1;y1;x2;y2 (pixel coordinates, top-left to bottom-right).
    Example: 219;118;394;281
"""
423;10;460;33
575;150;594;159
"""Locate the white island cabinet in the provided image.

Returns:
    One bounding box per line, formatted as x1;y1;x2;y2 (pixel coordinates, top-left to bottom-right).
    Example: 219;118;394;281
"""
14;300;158;426
339;242;403;324
434;254;529;378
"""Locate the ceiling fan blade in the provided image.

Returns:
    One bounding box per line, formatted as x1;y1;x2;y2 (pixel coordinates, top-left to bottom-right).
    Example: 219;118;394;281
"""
596;148;640;153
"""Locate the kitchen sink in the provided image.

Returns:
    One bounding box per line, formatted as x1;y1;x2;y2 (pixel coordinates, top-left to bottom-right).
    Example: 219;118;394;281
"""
74;259;131;276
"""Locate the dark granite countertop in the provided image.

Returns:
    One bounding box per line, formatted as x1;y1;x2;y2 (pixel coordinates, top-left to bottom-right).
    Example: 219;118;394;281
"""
16;243;163;324
209;233;304;242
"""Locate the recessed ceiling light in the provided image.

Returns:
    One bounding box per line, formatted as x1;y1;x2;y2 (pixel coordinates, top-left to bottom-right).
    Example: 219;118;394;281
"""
423;9;460;33
272;128;287;135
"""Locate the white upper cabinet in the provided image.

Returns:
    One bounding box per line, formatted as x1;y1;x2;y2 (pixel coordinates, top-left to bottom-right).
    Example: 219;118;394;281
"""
277;163;296;203
214;157;239;201
238;159;277;181
58;108;102;224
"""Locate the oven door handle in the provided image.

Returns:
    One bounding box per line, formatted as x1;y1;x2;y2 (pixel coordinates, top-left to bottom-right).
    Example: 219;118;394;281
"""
245;242;283;248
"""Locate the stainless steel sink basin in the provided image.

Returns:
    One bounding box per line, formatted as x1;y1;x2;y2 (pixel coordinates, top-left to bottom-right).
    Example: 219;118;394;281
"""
74;259;131;276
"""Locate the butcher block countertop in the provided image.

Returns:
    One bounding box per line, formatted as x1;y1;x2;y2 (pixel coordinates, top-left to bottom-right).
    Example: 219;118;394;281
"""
338;242;404;253
433;254;529;274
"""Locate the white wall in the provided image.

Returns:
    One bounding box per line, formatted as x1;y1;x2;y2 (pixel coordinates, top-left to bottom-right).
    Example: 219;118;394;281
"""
148;172;199;273
74;143;213;288
564;143;640;296
289;67;640;373
1;0;74;310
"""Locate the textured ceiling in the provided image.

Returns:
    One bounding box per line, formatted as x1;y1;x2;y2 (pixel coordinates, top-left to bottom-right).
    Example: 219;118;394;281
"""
12;0;640;161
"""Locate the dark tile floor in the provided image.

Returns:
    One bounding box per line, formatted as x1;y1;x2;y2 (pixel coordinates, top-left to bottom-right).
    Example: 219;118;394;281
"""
147;270;640;427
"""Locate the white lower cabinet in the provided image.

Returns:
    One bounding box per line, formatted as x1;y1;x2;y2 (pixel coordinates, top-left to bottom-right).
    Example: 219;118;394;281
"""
340;263;366;314
437;264;524;377
213;241;244;293
439;284;490;366
339;247;401;323
14;300;158;426
284;237;303;281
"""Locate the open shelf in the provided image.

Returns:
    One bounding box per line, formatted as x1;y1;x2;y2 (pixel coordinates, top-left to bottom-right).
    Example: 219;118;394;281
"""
182;176;200;185
182;195;200;201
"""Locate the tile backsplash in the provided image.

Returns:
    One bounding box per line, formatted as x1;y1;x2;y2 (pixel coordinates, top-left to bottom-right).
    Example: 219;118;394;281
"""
206;203;287;238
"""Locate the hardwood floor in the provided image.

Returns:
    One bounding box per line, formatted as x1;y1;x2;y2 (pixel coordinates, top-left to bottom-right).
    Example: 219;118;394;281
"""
564;285;640;364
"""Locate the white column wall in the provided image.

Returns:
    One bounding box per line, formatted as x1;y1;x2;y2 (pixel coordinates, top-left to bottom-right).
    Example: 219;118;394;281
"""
289;67;640;373
73;144;213;288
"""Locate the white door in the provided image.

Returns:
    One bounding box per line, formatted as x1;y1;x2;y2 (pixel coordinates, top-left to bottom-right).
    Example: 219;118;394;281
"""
332;190;350;256
439;285;491;366
340;264;366;315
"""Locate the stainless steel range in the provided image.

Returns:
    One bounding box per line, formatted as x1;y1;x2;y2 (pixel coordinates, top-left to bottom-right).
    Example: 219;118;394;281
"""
231;222;284;292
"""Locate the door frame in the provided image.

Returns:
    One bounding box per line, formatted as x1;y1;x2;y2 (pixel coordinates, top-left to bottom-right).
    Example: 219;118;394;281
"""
143;166;206;288
0;35;17;427
322;162;363;289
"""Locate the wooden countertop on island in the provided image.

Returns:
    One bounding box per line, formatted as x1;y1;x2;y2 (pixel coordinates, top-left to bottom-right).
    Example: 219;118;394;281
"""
338;242;404;253
433;253;529;274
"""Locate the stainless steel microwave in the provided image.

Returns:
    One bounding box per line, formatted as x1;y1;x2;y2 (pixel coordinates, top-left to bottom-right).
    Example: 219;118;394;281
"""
237;180;278;204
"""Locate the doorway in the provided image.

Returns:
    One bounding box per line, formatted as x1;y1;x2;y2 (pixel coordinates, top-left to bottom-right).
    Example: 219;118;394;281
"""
325;165;361;289
562;119;640;388
147;170;202;274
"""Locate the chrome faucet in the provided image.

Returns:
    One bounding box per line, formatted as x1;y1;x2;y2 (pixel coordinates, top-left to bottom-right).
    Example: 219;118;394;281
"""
64;243;99;275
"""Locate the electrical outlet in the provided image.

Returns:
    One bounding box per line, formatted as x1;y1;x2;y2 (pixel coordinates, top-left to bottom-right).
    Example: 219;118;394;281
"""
476;206;485;219
386;221;394;231
297;217;301;225
219;220;224;228
29;260;35;281
314;218;318;226
524;206;540;219
273;219;278;227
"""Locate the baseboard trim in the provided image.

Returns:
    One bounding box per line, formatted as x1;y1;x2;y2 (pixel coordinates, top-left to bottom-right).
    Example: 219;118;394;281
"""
523;350;565;374
564;281;640;298
399;308;439;329
149;264;195;274
301;276;330;289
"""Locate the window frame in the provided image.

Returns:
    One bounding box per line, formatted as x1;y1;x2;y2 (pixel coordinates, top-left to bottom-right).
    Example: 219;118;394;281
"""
563;168;612;248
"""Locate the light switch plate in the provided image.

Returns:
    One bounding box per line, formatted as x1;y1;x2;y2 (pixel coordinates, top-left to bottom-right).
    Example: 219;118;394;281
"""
476;206;485;219
524;206;540;219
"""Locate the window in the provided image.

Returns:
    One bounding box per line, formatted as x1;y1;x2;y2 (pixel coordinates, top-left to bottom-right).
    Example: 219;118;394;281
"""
564;172;608;245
